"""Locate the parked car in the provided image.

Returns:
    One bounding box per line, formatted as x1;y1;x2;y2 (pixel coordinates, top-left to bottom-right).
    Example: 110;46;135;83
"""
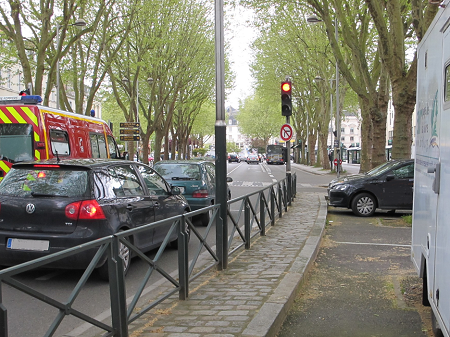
247;154;260;164
154;160;232;226
228;153;240;163
326;159;414;217
0;159;190;279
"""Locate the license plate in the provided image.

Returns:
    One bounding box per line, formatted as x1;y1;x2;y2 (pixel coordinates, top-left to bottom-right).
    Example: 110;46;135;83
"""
7;238;49;251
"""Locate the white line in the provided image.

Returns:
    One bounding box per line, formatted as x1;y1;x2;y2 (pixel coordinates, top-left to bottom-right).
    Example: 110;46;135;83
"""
227;163;242;175
334;241;411;248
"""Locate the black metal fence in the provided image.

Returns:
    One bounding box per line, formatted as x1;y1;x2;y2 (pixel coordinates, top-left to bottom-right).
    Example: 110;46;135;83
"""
0;174;296;337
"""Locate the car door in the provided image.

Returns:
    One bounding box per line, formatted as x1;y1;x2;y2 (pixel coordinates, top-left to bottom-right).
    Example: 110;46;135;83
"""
136;164;180;247
376;162;414;209
106;165;155;249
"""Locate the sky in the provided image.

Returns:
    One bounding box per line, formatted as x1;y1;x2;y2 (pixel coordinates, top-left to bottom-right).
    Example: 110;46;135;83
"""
224;6;257;109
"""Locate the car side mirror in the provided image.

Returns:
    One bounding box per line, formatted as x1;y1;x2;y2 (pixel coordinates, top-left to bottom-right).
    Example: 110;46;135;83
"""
386;174;395;181
171;186;181;195
227;177;233;183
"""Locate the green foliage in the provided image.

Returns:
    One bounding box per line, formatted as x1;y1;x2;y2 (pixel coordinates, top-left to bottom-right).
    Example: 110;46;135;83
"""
237;92;284;143
193;148;208;156
226;142;241;153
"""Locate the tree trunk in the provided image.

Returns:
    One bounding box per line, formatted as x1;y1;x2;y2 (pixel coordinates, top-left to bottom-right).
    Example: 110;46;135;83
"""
391;82;415;159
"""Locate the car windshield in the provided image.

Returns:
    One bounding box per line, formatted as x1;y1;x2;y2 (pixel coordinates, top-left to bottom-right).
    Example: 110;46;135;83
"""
154;163;201;180
365;161;402;176
0;167;88;197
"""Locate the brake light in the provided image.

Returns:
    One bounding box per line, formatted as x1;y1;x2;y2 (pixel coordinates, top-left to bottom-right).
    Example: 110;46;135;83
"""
65;200;106;220
33;164;60;168
192;189;209;198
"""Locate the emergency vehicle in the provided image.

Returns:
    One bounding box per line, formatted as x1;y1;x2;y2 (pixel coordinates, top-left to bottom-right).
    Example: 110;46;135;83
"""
412;1;450;336
0;95;123;180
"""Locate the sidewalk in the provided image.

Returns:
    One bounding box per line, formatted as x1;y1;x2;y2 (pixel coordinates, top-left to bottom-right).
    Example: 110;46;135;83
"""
101;191;328;337
291;162;361;176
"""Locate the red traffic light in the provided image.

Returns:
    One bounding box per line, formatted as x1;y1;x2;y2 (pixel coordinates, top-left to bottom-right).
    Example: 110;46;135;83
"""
281;82;291;93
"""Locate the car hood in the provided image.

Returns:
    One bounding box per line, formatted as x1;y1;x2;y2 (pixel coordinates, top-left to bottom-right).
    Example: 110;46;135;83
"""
329;173;368;187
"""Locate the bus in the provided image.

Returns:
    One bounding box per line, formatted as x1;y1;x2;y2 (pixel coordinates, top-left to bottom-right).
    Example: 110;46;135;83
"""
266;144;284;165
0;95;123;180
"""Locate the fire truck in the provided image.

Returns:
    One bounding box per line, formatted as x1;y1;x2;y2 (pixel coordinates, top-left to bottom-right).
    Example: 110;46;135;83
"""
0;95;123;180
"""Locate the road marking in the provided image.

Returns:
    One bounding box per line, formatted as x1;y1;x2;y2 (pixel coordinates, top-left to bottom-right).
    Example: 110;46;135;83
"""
334;241;411;248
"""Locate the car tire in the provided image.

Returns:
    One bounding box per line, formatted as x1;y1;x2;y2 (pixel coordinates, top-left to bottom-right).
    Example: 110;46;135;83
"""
97;231;131;281
199;205;214;226
351;193;376;217
170;212;191;249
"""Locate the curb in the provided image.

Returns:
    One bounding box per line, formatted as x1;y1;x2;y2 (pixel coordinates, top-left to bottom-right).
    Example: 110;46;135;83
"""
242;194;328;336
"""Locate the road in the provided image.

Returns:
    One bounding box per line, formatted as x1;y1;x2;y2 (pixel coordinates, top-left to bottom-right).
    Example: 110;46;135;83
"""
3;161;333;337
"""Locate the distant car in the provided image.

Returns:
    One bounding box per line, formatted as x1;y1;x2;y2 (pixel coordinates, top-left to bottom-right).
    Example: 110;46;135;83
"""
154;160;232;226
326;159;414;217
0;159;190;279
247;154;259;164
228;153;240;163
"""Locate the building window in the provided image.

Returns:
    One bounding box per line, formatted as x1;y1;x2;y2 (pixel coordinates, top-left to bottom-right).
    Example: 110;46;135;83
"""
350;128;354;134
341;127;345;134
350;136;354;141
341;136;345;141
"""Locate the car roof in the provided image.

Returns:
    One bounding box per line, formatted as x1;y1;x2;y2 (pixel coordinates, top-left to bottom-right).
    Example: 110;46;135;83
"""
155;160;213;165
11;158;141;170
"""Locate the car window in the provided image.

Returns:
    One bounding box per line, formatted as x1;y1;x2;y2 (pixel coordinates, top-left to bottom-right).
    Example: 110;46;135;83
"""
154;163;201;180
136;165;169;195
0;167;88;197
392;163;414;179
107;165;144;197
50;129;70;156
204;163;215;182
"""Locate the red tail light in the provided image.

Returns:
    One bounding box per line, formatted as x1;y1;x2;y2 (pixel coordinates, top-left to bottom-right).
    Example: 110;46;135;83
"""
65;200;106;220
192;189;209;198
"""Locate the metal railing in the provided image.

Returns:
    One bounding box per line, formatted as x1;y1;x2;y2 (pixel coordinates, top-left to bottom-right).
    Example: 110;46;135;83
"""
0;174;296;337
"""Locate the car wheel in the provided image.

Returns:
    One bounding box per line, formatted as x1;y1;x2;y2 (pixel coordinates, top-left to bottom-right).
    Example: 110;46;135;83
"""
351;193;376;217
170;212;191;249
97;232;131;281
199;205;214;226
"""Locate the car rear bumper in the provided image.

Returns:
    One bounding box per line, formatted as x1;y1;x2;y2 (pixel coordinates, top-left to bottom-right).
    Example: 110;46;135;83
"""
0;226;113;269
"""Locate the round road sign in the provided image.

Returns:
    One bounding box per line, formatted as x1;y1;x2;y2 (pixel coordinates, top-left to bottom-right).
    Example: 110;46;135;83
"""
280;124;293;141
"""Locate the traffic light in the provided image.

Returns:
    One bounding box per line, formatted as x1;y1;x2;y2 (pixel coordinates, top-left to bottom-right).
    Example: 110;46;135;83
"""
281;81;292;116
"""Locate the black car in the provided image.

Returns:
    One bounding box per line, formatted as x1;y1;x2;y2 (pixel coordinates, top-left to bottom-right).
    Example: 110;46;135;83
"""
326;159;414;217
228;153;240;163
0;159;190;279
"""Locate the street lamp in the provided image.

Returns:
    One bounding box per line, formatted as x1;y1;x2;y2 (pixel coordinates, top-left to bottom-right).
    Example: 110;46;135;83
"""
122;77;154;161
308;15;341;178
56;18;87;109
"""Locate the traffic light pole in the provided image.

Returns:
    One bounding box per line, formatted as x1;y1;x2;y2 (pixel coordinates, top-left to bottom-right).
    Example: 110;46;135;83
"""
286;116;292;206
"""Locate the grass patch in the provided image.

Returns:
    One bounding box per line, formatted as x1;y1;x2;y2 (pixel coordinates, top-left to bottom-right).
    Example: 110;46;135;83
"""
402;214;412;225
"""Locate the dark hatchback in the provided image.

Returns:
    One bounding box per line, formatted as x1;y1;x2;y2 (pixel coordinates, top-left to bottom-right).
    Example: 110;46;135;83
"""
326;159;414;216
0;159;190;278
228;153;240;163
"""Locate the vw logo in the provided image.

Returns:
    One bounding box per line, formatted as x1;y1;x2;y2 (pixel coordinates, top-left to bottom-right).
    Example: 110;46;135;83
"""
25;203;36;214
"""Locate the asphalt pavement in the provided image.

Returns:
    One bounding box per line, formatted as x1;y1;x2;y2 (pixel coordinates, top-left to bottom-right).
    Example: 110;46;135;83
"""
79;162;424;337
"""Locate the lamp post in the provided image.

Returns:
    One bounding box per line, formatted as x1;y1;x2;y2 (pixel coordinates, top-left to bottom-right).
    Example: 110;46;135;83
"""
308;15;341;178
56;19;87;109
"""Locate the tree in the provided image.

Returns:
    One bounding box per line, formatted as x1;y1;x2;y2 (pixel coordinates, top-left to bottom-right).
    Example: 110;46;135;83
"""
0;0;136;113
237;93;285;149
365;1;439;159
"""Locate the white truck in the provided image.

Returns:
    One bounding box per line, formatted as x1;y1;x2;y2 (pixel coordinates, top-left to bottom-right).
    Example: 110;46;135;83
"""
412;1;450;336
